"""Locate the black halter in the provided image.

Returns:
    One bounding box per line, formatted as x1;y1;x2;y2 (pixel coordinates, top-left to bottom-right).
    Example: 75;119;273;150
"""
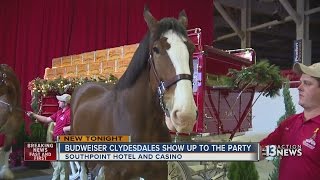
0;72;7;86
148;54;192;117
0;72;12;112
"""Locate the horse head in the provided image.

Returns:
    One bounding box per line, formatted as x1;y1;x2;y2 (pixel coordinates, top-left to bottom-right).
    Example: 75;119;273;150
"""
0;64;21;105
144;8;197;133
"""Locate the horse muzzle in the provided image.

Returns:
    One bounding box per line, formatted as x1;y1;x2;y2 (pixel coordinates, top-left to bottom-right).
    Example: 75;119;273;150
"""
169;108;197;133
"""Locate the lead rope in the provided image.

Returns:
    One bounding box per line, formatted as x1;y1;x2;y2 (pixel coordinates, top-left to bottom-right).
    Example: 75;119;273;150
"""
0;99;27;113
0;100;13;112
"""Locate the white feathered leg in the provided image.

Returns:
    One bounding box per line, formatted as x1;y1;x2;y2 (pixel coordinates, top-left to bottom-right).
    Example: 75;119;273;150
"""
0;148;14;179
94;166;105;180
79;162;88;180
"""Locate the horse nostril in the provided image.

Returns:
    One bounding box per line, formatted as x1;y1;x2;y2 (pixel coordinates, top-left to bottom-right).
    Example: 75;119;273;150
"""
172;110;178;120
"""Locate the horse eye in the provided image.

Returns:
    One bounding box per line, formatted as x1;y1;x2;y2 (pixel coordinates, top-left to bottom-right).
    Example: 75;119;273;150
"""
153;47;160;54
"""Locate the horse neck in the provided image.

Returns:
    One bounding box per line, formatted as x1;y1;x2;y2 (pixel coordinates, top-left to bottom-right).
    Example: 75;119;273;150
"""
127;68;159;109
7;78;21;107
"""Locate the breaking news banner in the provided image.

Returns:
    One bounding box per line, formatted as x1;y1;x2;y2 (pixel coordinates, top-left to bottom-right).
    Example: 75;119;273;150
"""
24;142;56;161
56;142;259;161
262;144;303;157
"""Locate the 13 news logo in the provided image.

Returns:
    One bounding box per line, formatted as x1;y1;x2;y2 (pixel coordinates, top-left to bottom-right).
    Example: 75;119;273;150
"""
262;145;302;157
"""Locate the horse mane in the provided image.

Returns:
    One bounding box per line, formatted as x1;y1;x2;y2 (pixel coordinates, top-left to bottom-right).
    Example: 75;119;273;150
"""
115;17;187;90
155;17;188;40
0;64;22;106
115;32;150;90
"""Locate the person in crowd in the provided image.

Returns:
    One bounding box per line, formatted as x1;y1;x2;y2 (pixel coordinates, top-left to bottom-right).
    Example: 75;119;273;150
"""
260;62;320;179
27;93;72;180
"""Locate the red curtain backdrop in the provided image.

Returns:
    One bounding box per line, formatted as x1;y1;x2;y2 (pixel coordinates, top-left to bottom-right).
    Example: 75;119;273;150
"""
0;0;213;131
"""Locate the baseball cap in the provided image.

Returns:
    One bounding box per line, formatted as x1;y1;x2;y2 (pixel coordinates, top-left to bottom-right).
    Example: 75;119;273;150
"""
56;94;71;104
293;62;320;78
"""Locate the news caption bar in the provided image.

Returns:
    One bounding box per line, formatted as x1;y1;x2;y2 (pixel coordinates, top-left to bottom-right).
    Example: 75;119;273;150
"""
24;135;260;161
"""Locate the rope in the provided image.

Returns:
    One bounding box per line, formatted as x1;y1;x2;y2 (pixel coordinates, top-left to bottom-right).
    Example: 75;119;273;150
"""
0;100;27;113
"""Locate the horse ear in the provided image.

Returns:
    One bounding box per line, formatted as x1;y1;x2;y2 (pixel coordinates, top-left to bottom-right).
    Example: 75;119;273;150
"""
178;10;188;28
144;5;157;32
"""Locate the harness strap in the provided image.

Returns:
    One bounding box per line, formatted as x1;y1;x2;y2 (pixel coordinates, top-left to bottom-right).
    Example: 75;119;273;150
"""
148;54;161;83
0;100;10;107
163;74;192;89
0;100;13;112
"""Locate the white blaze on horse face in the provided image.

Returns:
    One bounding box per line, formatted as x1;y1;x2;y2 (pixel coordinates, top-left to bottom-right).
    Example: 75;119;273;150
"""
164;30;197;133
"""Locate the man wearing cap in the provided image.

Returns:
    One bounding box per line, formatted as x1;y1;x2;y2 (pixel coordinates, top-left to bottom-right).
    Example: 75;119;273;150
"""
27;93;71;180
260;62;320;179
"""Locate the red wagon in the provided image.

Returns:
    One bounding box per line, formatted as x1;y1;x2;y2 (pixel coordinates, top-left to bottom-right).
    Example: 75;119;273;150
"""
169;29;255;138
168;29;256;180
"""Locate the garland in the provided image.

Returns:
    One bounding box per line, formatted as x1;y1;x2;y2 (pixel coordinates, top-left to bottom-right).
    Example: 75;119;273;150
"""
28;75;118;113
227;60;283;97
206;60;283;98
28;75;118;97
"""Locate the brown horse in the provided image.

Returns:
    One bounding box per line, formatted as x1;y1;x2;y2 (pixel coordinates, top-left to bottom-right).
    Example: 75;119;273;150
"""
71;7;197;180
0;64;23;179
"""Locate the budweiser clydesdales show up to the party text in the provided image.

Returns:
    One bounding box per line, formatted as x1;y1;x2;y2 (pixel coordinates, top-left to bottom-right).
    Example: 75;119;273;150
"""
24;135;262;161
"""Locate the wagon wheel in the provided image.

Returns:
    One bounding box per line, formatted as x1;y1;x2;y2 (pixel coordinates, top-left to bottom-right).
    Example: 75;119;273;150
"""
46;122;81;180
188;161;227;180
168;161;192;180
203;162;227;180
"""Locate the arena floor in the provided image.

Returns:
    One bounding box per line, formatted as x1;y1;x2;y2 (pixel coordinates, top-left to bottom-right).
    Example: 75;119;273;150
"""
12;160;274;180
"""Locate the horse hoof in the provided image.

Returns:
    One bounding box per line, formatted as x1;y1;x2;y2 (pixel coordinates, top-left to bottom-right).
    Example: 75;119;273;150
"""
0;168;14;180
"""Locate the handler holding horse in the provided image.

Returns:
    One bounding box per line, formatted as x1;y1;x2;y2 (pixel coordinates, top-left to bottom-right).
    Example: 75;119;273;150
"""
0;64;24;179
27;93;72;180
71;7;197;180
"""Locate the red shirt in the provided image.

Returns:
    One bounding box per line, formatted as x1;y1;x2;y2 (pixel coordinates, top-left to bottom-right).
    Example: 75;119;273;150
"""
260;113;320;180
49;107;71;140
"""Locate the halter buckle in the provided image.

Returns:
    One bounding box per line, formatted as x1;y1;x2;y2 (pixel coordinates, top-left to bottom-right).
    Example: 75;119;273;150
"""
157;81;170;117
157;81;166;96
0;73;7;85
